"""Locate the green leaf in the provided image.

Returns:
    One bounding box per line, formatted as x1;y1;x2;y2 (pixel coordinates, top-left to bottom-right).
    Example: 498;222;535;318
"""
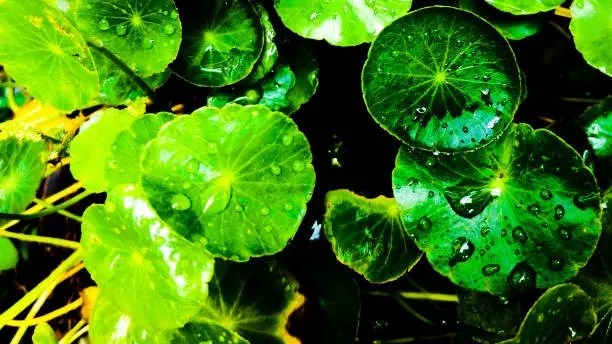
323;190;422;283
32;323;59;344
484;0;564;15
457;291;522;338
362;6;521;153
0;0;99;111
585;308;612;344
392;123;602;295
69;0;182;76
0;238;19;271
171;0;264;87
285;44;320;114
499;284;596;344
81;185;215;330
460;0;543;40
242;3;279;85
570;0;612;77
140;104;315;261
70;101;146;192
0;130;46;217
105;112;176;188
274;0;414;46
578;96;612;158
196;259;304;344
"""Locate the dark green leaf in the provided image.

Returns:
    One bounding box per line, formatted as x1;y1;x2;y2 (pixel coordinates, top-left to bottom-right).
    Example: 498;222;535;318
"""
578;96;612;158
457;291;522;338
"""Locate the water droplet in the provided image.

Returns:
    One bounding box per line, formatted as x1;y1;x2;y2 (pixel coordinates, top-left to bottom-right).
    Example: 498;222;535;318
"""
116;23;128;36
171;194;191;211
417;216;432;230
540;189;552;200
282;134;294;146
170;11;178;19
462;126;469;133
164;24;175;35
558;228;571;240
391;50;400;57
443;182;494;218
481;88;490;96
259;207;270;216
143;39;154;49
449;237;475;267
200;179;232;214
549;257;564;271
416;107;427;114
554;205;565;220
482;264;500;276
292;160;305;172
512;227;527;243
425;157;435;167
207;142;218;154
501;229;507;237
508;262;536;292
264;225;272;232
480;227;490;237
270;165;281;175
428;191;434;198
98;18;110;31
407;35;414;42
283;202;293;212
527;204;540;216
186;159;199;173
483;75;490;82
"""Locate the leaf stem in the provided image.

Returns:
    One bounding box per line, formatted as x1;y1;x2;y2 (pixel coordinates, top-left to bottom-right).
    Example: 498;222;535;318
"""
561;97;604;104
373;333;460;343
44;157;72;178
0;231;80;250
554;7;571;18
366;290;459;303
0;191;91;220
6;298;83;327
547;21;572;40
59;320;87;344
33;197;82;222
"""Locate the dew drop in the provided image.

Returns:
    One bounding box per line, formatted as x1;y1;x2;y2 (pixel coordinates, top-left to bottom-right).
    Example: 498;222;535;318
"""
501;229;507;237
512;226;527;243
540;189;552;200
207;142;219;154
549;257;564;271
482;264;500;276
116;23;128;36
200;180;232;215
270;165;281;176
259;207;270;216
508;262;536;292
282;134;294;146
558;228;571;240
98;18;110;31
479;249;486;256
171;194;191;211
283;202;293;212
425;157;435;167
416;107;427;114
527;204;540;216
449;237;475;267
163;24;175;35
391;50;400;57
186;159;199;173
417;216;432;230
462;126;469;133
264;225;272;233
428;191;434;198
143;39;154;49
292;160;305;172
483;75;490;82
554;205;565;220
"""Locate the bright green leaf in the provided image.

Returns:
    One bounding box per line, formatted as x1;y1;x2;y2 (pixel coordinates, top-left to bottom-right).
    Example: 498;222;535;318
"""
484;0;564;15
274;0;414;46
243;3;279;85
69;0;182;76
105;112;176;188
81;185;215;330
362;6;521;153
140;104;315;261
460;0;543;40
324;190;422;283
171;0;264;87
499;284;596;344
570;0;612;77
0;238;19;271
32;323;59;344
578;96;612;158
70;102;146;192
0;0;99;111
392;123;601;295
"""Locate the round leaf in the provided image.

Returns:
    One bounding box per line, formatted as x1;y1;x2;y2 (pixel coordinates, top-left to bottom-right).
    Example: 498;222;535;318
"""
105;112;176;188
570;0;612;77
171;0;264;87
460;0;543;40
0;238;19;271
484;0;565;15
324;190;422;283
70;0;182;76
81;185;215;330
578;96;612;158
362;6;521;153
140;104;315;261
392;123;602;295
70;102;146;192
274;0;414;46
0;0;99;111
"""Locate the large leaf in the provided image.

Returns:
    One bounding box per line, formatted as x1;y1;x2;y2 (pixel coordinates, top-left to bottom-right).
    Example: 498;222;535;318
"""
570;0;612;77
392;123;601;295
484;0;565;15
323;190;422;283
141;104;315;261
460;0;543;40
171;0;264;87
0;0;99;111
69;0;182;76
70;101;146;192
578;96;612;158
274;0;414;46
362;6;521;153
81;185;215;330
499;284;596;344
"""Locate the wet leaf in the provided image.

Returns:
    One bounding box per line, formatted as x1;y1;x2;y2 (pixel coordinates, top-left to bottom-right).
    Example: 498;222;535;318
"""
274;0;414;46
484;0;565;15
460;0;543;40
242;3;279;85
362;6;521;152
140;104;315;261
323;190;422;283
570;0;612;77
578;96;612;158
393;123;601;295
457;290;523;338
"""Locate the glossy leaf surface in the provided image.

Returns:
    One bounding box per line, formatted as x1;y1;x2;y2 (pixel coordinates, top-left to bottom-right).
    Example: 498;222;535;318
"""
393;123;601;294
460;0;543;40
0;238;19;271
172;0;264;87
362;6;521;152
141;105;315;261
324;190;422;283
0;0;99;111
578;96;612;158
243;3;279;85
484;0;564;15
274;0;414;46
81;185;215;329
570;0;612;76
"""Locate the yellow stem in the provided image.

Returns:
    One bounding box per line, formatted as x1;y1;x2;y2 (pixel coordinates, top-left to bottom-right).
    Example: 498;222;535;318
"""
397;291;459;303
59;320;87;344
44;157;72;178
554;7;571;18
0;231;81;250
6;299;83;327
33;197;82;222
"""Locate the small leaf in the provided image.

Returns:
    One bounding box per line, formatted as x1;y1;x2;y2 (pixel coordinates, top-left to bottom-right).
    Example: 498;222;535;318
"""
68;0;182;76
70;102;146;192
81;185;215;330
32;323;59;344
392;123;602;295
140;104;315;261
460;0;543;40
362;6;521;152
499;284;596;344
274;0;414;46
324;190;422;283
171;0;264;87
578;96;612;158
0;0;99;111
570;0;612;77
0;238;19;271
484;0;565;15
